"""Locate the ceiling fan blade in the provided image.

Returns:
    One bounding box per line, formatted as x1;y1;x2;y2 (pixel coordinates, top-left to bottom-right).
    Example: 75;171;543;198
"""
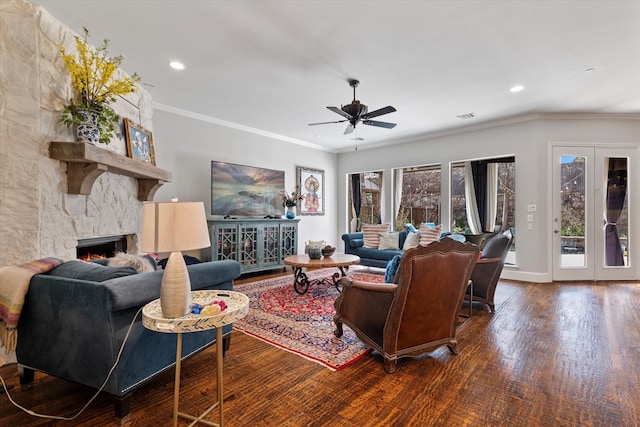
308;119;348;126
362;105;396;119
327;106;352;119
363;119;396;129
343;124;355;134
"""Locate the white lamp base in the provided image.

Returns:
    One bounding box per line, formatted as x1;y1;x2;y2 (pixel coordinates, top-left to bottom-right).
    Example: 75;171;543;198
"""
160;251;192;318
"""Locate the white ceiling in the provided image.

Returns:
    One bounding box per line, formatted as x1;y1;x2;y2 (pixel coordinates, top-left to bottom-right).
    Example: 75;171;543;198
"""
35;0;640;153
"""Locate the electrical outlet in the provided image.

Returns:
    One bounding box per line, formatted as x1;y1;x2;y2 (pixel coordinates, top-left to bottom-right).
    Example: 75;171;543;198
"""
527;204;537;212
527;214;534;222
527;222;533;230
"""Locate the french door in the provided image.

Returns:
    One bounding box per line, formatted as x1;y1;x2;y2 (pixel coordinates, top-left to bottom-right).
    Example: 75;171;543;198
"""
552;146;636;281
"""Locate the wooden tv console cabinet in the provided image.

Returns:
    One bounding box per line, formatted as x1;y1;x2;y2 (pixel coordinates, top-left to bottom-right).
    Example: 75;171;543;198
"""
203;219;299;273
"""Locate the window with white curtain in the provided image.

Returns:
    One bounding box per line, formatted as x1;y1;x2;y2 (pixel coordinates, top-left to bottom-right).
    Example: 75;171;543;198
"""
347;170;384;230
451;157;516;263
393;165;441;230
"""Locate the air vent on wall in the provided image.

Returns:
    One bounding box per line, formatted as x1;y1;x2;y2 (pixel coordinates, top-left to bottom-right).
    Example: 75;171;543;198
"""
456;112;476;120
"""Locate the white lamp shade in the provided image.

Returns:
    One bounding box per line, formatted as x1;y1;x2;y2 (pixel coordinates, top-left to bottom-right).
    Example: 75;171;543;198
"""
141;201;211;253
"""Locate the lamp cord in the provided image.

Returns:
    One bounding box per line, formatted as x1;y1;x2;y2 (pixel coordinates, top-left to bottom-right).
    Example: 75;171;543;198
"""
0;307;143;420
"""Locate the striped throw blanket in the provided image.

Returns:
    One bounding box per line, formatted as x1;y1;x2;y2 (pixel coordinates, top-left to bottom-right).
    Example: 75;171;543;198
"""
0;257;65;354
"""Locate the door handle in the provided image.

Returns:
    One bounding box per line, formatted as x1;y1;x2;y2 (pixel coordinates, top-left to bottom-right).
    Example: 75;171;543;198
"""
554;229;560;234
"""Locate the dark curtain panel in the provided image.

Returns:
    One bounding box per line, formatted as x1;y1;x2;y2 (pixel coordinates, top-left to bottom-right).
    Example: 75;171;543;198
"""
471;161;488;232
605;158;627;266
351;174;361;230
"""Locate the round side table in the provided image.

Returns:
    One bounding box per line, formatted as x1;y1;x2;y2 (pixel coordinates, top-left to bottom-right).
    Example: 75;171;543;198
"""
142;290;249;427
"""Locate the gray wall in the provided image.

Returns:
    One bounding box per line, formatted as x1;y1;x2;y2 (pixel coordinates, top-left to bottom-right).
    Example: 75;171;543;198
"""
337;114;640;282
151;109;640;281
152;108;338;256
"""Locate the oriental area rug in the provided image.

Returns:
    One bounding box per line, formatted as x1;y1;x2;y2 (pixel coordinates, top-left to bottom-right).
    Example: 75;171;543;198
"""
233;268;384;371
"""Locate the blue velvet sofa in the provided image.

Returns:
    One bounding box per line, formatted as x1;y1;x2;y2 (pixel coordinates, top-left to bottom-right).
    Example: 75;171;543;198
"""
342;231;409;268
16;258;241;424
342;230;457;268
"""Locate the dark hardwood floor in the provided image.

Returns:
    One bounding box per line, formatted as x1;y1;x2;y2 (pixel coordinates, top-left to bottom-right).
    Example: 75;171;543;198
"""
1;275;639;426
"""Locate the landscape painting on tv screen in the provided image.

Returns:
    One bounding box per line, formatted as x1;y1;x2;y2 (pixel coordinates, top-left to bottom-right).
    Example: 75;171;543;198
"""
211;161;284;217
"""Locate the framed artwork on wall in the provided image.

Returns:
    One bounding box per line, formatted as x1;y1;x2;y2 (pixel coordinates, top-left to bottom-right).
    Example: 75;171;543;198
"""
124;118;156;165
296;166;324;215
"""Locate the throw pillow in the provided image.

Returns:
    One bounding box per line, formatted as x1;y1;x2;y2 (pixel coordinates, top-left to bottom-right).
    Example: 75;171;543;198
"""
108;252;156;273
378;232;399;250
418;223;443;247
157;255;202;269
402;231;421;250
384;254;403;283
362;223;391;248
404;223;418;233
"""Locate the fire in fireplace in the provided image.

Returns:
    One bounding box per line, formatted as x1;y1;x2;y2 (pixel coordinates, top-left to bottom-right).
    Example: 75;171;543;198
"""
76;235;128;260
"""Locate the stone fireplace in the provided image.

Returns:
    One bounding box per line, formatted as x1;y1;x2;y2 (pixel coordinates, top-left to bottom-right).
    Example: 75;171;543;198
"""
76;235;131;260
0;2;154;266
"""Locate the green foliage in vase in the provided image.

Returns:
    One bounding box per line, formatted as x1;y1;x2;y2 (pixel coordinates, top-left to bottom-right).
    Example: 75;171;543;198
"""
59;27;141;144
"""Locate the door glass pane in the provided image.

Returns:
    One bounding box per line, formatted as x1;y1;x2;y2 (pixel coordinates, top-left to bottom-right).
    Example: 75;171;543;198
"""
604;157;629;267
560;156;586;267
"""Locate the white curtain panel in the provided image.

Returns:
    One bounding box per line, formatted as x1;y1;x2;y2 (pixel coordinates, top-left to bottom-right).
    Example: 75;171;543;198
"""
464;162;482;234
393;168;403;224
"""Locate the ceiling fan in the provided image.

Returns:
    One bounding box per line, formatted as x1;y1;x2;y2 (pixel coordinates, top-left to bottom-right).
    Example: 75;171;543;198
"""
308;79;397;135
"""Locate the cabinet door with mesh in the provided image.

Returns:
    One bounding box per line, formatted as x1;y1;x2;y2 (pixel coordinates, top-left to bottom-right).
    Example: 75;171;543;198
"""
262;224;280;267
215;225;238;261
239;225;259;268
281;223;297;258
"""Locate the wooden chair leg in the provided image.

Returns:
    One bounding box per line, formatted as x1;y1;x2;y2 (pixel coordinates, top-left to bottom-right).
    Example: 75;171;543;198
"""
384;357;397;373
18;365;34;391
334;321;344;338
114;393;132;425
222;334;231;356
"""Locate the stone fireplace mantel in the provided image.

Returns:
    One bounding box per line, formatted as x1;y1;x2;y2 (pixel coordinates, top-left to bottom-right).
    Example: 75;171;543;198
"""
49;142;172;201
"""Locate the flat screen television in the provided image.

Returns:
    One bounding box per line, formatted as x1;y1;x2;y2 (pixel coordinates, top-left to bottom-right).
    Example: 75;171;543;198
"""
211;161;284;217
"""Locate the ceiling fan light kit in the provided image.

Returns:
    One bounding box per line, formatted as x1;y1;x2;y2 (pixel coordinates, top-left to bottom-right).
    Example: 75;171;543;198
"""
309;79;397;135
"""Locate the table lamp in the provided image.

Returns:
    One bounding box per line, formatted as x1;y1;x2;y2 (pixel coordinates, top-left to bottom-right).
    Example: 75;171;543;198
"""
141;200;211;318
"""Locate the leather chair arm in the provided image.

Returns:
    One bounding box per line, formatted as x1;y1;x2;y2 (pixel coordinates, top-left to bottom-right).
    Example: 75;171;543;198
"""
476;257;501;265
344;278;398;293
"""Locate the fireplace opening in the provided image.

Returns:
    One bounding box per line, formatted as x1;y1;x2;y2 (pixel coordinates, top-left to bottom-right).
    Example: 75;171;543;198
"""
76;235;128;260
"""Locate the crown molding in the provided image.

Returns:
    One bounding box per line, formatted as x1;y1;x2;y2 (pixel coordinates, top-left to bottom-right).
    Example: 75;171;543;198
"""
153;103;337;153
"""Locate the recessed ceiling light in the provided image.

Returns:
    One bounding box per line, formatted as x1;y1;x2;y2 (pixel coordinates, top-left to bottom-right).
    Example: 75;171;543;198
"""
510;85;525;93
169;61;185;70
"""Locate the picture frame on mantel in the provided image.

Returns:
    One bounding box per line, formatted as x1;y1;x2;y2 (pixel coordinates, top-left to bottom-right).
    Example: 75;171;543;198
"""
296;166;324;215
124;118;156;165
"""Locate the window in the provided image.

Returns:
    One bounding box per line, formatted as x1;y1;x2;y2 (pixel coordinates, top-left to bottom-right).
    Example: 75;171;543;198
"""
451;163;468;232
348;171;384;230
393;165;441;230
451;157;516;264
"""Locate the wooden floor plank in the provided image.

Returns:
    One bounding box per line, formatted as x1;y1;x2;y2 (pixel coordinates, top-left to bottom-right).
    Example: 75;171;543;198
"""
1;278;639;426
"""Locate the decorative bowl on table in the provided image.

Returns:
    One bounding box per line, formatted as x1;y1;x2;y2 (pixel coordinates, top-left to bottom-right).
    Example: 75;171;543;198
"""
321;245;336;257
308;247;322;259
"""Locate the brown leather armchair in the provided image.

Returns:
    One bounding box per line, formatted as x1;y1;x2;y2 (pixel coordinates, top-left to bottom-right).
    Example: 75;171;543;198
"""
333;239;479;373
466;231;513;312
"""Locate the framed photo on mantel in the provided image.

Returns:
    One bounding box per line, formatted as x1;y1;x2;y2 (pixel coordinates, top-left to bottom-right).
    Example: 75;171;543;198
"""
124;118;156;165
296;166;324;215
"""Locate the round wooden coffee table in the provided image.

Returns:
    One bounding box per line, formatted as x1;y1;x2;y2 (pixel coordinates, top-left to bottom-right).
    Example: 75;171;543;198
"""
283;254;360;294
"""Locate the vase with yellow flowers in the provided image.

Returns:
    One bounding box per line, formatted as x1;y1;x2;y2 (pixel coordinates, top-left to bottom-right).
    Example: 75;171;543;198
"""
59;27;141;145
